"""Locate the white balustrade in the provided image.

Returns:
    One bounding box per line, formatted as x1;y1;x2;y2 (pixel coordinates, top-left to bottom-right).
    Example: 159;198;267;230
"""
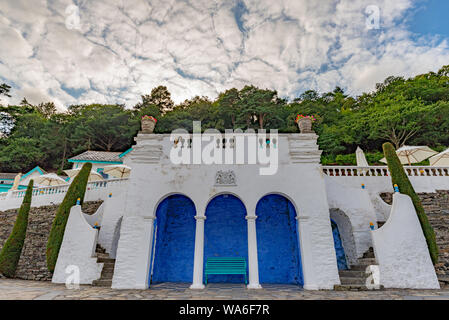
321;166;449;177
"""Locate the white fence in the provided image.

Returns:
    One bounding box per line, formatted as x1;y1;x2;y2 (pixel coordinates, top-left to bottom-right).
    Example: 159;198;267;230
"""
322;166;449;177
0;179;128;211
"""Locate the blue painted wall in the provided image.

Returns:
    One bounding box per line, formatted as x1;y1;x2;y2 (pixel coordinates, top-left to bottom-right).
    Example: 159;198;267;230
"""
256;195;303;285
204;194;248;283
151;195;196;283
331;220;348;270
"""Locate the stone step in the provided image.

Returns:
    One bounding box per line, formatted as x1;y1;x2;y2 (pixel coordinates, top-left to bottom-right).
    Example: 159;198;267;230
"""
334;284;368;291
101;264;115;270
96;244;106;254
357;258;377;265
339;270;367;278
100;271;114;279
350;264;374;271
97;257;115;263
92;279;112;287
334;284;384;291
340;277;366;285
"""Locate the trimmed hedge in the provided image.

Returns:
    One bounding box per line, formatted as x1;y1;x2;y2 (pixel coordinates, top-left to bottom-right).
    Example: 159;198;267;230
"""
0;180;34;277
382;142;439;264
46;163;92;272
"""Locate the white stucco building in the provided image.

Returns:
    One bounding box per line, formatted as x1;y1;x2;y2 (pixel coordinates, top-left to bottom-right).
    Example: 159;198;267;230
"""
46;124;449;290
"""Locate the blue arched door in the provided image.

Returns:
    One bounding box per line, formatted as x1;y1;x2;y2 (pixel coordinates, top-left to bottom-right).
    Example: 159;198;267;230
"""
151;194;196;284
204;194;248;283
331;220;348;270
256;194;303;285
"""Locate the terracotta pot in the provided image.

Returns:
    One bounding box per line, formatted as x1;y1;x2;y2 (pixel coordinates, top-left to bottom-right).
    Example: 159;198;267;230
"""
297;118;313;134
141;118;156;133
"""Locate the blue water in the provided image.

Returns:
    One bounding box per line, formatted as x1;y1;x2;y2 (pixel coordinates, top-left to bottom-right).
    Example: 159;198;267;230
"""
0;184;27;193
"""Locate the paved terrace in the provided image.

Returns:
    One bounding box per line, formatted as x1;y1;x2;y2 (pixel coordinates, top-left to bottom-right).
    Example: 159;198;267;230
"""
1;279;449;300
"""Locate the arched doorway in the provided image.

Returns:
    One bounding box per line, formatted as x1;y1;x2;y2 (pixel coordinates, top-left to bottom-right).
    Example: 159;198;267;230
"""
204;194;248;283
151;194;196;284
256;194;303;285
331;219;348;270
330;208;356;266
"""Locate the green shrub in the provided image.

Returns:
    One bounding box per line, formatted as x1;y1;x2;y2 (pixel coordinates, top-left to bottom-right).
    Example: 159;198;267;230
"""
0;180;34;277
46;162;92;272
383;142;438;264
335;154;356;165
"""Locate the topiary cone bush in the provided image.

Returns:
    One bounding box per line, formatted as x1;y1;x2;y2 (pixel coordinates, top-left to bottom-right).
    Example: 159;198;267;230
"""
382;142;439;264
0;180;34;277
46;162;92;272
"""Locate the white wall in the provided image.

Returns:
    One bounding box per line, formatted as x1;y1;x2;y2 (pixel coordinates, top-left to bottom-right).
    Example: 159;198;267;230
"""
371;193;440;289
52;205;103;285
112;133;340;290
325;177;379;260
97;182;129;254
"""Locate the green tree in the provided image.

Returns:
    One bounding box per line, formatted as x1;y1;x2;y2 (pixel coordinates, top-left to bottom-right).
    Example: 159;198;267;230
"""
46;163;92;272
136;86;174;114
0;83;11;103
383;142;438;264
68;104;138;153
0;180;34;277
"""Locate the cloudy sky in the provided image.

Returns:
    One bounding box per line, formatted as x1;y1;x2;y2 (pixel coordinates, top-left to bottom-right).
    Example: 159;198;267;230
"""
1;0;449;109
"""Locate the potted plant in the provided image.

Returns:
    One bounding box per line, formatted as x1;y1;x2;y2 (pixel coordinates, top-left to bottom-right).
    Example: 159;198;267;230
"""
141;115;157;133
295;114;316;133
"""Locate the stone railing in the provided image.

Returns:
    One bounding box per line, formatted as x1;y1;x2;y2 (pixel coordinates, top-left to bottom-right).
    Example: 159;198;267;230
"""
4;179;128;200
0;179;129;211
322;166;449;177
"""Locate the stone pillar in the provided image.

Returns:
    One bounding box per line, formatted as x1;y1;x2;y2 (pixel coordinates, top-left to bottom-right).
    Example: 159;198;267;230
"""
296;215;318;290
190;215;206;289
246;215;262;289
136;216;156;289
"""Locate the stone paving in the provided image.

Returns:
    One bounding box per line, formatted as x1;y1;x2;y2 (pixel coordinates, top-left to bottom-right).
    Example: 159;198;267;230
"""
1;279;449;300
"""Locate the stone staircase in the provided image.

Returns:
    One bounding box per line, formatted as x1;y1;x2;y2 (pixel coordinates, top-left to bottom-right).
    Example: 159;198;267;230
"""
334;248;383;291
92;244;115;287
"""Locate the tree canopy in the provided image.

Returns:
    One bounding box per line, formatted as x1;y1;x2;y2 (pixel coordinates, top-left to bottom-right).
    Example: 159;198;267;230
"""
0;65;448;172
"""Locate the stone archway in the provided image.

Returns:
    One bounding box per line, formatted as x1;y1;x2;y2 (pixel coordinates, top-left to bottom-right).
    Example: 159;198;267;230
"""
204;194;248;283
330;208;357;266
151;194;196;284
256;194;303;285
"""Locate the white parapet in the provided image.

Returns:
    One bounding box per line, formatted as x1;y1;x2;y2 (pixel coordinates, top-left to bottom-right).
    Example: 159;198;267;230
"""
52;205;103;285
371;193;440;289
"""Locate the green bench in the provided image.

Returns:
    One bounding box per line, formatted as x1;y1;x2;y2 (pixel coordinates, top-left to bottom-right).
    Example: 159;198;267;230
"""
204;257;248;285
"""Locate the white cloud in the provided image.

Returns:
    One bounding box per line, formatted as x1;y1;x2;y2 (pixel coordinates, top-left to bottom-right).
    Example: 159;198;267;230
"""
0;0;448;109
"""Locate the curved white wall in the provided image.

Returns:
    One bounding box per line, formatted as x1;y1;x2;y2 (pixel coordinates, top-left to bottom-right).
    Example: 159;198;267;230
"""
371;193;440;289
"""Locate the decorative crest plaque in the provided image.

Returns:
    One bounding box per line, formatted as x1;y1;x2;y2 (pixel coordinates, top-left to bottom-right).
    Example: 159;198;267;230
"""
215;170;236;186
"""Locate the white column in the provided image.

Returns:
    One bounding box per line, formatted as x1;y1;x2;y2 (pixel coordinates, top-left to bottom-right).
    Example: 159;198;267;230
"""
190;215;206;289
296;215;318;290
136;215;156;289
246;215;262;289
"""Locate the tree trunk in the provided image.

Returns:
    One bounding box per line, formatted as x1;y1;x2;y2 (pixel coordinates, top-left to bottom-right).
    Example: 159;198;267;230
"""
258;113;264;129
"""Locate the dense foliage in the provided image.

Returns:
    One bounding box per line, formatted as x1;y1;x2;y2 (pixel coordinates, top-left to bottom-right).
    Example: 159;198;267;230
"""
46;163;92;272
0;66;448;172
0;180;34;277
383;142;438;264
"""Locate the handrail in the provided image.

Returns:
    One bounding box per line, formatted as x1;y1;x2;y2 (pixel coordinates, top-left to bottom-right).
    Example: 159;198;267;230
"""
322;166;449;177
0;178;129;200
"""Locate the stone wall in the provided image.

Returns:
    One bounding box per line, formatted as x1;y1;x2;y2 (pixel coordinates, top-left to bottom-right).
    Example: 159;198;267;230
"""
0;201;103;281
380;191;449;278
